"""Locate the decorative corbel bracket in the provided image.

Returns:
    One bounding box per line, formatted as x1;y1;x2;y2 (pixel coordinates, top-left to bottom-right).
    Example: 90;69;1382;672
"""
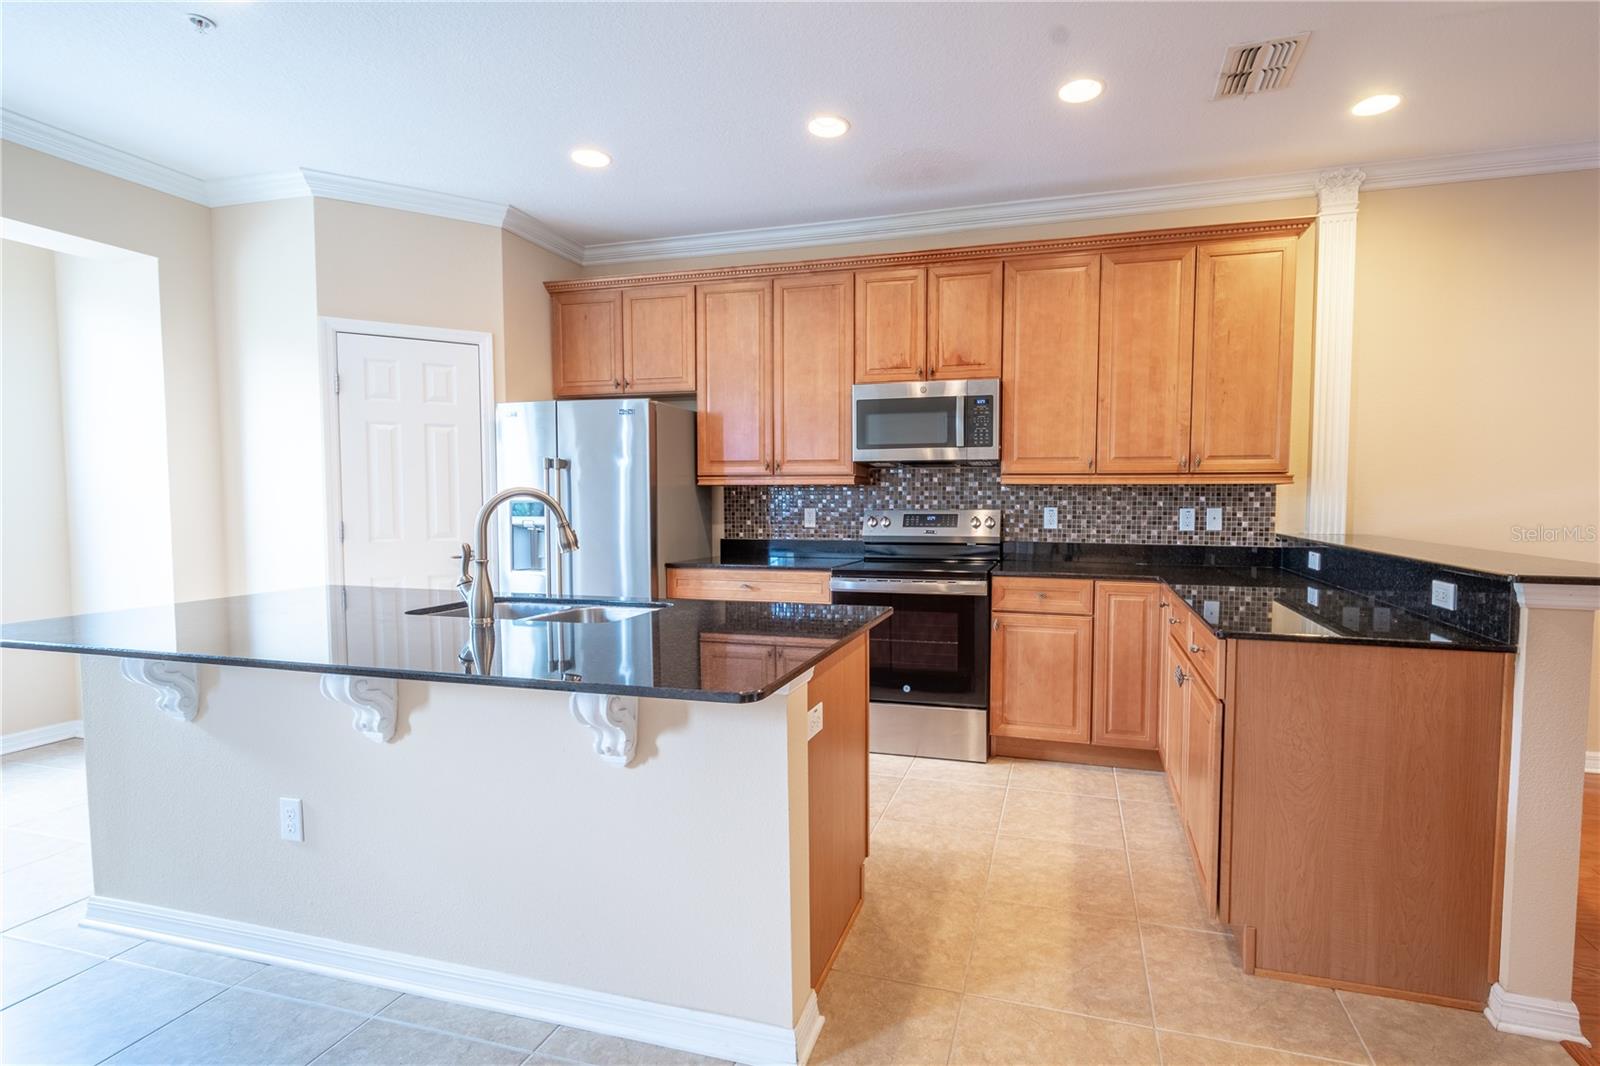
120;658;200;721
319;674;398;744
570;693;638;767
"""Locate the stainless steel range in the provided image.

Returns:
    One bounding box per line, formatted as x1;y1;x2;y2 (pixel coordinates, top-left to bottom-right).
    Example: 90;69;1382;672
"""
829;508;1000;763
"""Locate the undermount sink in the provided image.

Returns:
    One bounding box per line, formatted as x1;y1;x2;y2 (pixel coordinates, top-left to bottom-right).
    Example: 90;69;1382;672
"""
408;600;663;623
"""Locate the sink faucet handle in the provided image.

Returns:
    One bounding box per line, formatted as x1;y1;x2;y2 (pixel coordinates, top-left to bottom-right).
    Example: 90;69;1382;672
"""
452;543;474;591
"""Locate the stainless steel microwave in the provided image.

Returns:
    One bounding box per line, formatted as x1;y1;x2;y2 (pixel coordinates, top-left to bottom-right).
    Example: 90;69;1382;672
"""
851;379;1000;464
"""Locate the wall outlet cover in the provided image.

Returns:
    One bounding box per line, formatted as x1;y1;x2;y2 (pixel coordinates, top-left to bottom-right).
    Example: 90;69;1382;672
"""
279;798;303;843
1307;550;1322;571
1042;506;1059;530
1306;586;1320;606
1203;600;1220;625
1178;507;1197;532
1205;507;1223;532
1431;580;1458;611
802;507;817;529
805;703;824;741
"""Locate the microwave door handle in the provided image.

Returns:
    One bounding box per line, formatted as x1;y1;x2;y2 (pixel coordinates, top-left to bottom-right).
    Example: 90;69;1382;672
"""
953;393;964;449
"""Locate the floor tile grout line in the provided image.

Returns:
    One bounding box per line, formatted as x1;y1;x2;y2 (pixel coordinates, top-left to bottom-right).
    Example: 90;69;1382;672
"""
0;950;105;1013
1333;988;1381;1066
1117;784;1164;1065
356;1006;563;1056
956;990;1162;1033
90;965;235;1066
1154;1023;1372;1066
938;764;1012;1064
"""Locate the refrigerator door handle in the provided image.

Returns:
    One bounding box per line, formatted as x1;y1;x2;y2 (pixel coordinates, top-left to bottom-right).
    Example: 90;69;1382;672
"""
542;458;569;598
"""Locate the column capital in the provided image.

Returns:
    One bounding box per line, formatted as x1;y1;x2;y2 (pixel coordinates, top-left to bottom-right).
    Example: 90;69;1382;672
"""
1316;168;1366;214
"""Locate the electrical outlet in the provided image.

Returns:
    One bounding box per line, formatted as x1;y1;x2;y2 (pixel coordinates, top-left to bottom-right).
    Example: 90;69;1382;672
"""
1372;607;1392;632
1431;580;1458;611
1205;507;1223;532
803;507;817;529
1307;550;1322;571
1042;506;1059;531
279;798;303;842
1203;600;1220;625
1342;606;1362;630
806;702;824;740
1306;586;1320;606
1177;508;1196;532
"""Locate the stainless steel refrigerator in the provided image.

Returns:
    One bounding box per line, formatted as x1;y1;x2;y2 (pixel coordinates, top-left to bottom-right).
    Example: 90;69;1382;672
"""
494;399;709;600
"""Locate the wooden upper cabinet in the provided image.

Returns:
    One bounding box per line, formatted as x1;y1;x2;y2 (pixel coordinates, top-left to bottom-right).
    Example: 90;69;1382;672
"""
1096;246;1196;473
1091;581;1163;749
696;279;772;480
621;284;696;394
551;289;624;396
1190;237;1296;474
773;272;857;480
990;611;1094;744
927;260;1003;379
1002;255;1100;476
855;267;927;382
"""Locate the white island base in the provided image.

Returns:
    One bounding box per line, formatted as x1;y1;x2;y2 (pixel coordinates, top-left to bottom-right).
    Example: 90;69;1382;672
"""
74;645;870;1065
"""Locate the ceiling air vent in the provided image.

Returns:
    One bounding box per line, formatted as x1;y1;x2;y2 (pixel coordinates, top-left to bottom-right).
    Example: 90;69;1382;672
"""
1214;33;1310;99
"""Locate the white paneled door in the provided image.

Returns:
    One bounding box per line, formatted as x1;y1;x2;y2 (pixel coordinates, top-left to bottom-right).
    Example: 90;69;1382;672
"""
334;331;486;592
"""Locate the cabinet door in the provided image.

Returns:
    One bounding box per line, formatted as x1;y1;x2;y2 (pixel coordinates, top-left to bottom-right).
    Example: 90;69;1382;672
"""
1190;237;1296;474
1096;246;1196;473
990;611;1094;744
1002;255;1100;476
1091;581;1162;749
622;284;695;394
855;267;926;382
1181;671;1222;910
552;290;623;397
773;272;857;479
1160;629;1185;794
696;280;773;480
927;260;1003;379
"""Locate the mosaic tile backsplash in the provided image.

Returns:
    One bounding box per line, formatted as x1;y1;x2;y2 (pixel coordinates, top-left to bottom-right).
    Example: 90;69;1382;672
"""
723;466;1279;546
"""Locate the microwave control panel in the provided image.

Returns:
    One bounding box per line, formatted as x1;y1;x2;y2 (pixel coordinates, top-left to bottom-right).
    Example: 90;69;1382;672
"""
964;395;995;447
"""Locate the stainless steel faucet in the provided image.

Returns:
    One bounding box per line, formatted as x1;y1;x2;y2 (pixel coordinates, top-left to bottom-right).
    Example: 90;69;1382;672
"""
456;487;580;628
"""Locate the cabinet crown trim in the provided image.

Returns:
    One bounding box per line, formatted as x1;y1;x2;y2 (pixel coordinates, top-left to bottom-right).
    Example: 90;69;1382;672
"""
546;218;1314;293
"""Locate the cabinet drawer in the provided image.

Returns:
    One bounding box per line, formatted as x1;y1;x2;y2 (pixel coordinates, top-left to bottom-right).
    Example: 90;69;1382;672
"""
666;567;832;604
991;577;1094;615
1183;609;1224;693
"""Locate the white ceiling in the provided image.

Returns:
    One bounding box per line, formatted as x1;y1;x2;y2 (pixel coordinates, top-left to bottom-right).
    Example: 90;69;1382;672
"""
2;1;1596;251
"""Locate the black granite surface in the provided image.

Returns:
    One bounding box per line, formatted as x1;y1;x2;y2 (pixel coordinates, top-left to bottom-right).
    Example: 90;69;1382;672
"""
668;538;866;570
1281;532;1600;583
0;587;890;704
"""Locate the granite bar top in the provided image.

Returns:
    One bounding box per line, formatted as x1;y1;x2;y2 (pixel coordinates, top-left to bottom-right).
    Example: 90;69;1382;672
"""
0;587;890;704
668;538;866;571
1281;532;1600;584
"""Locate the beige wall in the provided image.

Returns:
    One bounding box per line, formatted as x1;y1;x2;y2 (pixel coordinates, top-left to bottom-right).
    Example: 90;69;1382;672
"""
0;143;226;603
1;240;79;734
1350;170;1600;562
501;230;571;402
212;200;324;593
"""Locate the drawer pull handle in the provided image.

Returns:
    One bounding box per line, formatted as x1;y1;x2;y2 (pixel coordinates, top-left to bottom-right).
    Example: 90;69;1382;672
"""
739;583;754;590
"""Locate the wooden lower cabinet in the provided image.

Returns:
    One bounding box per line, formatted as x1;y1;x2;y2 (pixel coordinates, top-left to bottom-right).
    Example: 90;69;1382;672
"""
806;635;870;986
1092;582;1162;749
1179;656;1222;906
990;611;1094;744
665;567;831;604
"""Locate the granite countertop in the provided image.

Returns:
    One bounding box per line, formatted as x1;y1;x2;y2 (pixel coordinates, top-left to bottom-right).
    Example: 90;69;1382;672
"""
0;587;891;703
1280;532;1600;584
668;539;866;571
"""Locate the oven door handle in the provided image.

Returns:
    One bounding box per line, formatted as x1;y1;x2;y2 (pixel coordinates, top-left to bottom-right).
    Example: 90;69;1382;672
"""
829;577;990;597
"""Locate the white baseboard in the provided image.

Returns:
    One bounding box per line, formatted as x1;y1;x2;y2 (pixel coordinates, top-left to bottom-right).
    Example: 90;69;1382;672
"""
1586;750;1599;774
1484;983;1588;1045
1;719;83;755
84;896;822;1065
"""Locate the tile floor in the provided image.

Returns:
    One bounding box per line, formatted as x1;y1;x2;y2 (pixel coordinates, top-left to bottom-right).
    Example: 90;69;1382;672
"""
0;740;1579;1065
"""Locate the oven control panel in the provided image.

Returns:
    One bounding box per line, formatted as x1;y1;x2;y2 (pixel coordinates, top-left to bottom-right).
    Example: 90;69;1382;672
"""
861;508;1002;541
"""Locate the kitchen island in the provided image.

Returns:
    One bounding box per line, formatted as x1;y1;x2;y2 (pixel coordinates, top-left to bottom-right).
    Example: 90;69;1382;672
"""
0;588;890;1065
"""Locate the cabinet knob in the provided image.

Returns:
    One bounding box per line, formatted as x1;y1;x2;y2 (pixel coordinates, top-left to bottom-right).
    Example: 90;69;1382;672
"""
1174;667;1188;686
1189;643;1201;654
1087;456;1094;470
1169;617;1180;625
1180;455;1189;471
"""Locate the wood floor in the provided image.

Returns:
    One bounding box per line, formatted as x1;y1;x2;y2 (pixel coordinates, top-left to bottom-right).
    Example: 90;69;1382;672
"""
1571;774;1600;1064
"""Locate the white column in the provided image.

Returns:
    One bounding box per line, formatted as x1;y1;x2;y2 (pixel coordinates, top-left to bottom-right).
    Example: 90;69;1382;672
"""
1488;583;1597;1044
1305;168;1364;535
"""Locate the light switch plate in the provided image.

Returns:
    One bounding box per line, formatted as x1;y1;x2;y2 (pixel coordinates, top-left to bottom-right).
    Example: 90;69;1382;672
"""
1042;506;1059;531
1431;580;1458;611
1178;508;1196;532
803;507;817;529
1307;550;1322;571
1205;507;1223;532
806;702;824;740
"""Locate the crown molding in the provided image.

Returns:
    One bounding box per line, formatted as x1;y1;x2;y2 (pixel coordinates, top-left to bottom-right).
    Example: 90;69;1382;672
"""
4;108;1593;270
502;206;587;263
0;108;209;204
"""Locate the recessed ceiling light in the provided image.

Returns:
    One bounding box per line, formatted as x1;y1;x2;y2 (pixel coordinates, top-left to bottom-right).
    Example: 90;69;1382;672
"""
570;147;612;169
1351;93;1402;117
1057;78;1104;104
807;115;850;139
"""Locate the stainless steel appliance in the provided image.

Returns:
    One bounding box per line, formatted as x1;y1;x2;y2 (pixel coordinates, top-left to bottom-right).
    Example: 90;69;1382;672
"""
851;378;1000;464
495;400;710;599
829;508;1001;762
